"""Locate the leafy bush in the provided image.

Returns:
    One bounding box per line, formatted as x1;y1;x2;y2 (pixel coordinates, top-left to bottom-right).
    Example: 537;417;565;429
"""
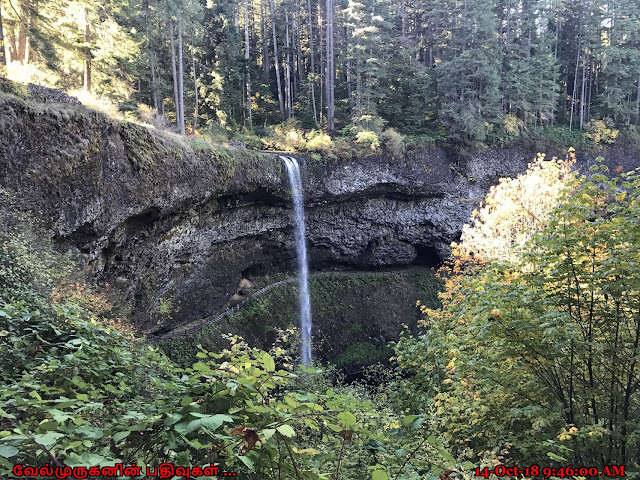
355;130;381;151
394;158;640;470
458;153;573;262
584;118;619;144
618;125;640;147
526;126;592;150
203;122;230;144
380;128;405;158
0;202;458;479
304;130;333;151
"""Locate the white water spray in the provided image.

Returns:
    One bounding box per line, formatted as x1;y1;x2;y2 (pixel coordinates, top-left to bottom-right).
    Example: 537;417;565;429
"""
280;156;313;365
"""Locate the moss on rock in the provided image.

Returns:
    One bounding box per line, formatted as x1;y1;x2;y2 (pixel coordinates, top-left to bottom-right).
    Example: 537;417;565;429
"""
159;269;443;371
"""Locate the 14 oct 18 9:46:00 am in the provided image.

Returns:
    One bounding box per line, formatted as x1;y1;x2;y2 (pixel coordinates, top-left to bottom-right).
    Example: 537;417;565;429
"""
474;464;626;478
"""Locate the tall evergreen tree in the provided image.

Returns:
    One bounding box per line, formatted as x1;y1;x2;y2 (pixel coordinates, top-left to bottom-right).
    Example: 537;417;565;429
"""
437;0;502;154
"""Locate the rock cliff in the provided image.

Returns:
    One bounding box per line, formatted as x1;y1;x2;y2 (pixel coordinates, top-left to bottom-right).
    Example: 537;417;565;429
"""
1;90;638;333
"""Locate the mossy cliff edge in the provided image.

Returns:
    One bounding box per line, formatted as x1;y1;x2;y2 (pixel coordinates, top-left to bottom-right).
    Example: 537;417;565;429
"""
2;84;639;334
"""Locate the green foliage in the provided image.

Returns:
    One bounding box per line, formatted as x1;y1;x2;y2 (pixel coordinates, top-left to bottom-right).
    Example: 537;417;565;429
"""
584;119;619;145
337;342;393;370
0;193;71;308
155;297;174;317
0;78;29;99
619;125;640;147
525;126;593;150
355;131;381;151
3;0;640;148
4;0;140;102
0;211;456;478
393;157;640;471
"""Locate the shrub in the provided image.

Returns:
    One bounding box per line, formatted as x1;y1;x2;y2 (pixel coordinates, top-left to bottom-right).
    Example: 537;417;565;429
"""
305;130;333;151
619;124;640;146
380;128;405;157
395;159;640;468
355;130;381;151
204;122;230;144
584;118;619;145
503;113;521;135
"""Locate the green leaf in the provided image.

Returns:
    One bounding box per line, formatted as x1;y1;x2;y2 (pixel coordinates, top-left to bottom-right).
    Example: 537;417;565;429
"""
436;447;455;463
0;446;19;458
76;453;106;466
113;431;130;442
263;353;275;372
37;420;58;431
238;455;254;470
33;432;64;447
29;391;42;402
192;362;211;373
47;409;71;423
0;409;16;419
76;425;103;440
372;470;389;480
547;452;567;462
276;425;296;437
260;428;276;441
338;411;356;428
164;412;182;426
402;415;418;425
410;416;425;430
181;396;193;407
176;414;232;434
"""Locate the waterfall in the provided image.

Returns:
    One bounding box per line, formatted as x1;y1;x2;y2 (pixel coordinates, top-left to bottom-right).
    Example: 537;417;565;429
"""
280;156;313;366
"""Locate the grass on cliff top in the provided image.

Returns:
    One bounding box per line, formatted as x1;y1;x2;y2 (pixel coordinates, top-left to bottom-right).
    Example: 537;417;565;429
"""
0;77;270;178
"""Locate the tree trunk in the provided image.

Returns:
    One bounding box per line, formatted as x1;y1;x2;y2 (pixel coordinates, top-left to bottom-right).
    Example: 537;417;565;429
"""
150;53;159;111
244;0;253;127
569;49;579;131
169;20;181;132
295;13;302;98
318;2;323;124
306;0;317;125
356;41;361;123
579;53;587;129
636;74;640;125
22;12;30;65
143;0;158;112
260;0;269;81
7;24;17;63
285;11;292;118
325;0;334;131
192;45;199;131
554;16;560;59
0;4;7;66
269;0;285;118
0;4;6;67
587;57;593;121
177;18;185;135
17;20;26;64
346;50;351;99
84;7;92;93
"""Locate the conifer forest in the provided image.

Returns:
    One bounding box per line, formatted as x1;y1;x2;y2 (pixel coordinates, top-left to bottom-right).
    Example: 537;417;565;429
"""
1;0;639;150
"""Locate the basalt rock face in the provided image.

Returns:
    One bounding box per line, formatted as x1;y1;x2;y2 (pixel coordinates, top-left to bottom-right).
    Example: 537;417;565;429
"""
1;91;639;333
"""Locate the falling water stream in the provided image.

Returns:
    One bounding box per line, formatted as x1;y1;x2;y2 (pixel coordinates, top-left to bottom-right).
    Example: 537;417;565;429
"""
280;156;313;365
